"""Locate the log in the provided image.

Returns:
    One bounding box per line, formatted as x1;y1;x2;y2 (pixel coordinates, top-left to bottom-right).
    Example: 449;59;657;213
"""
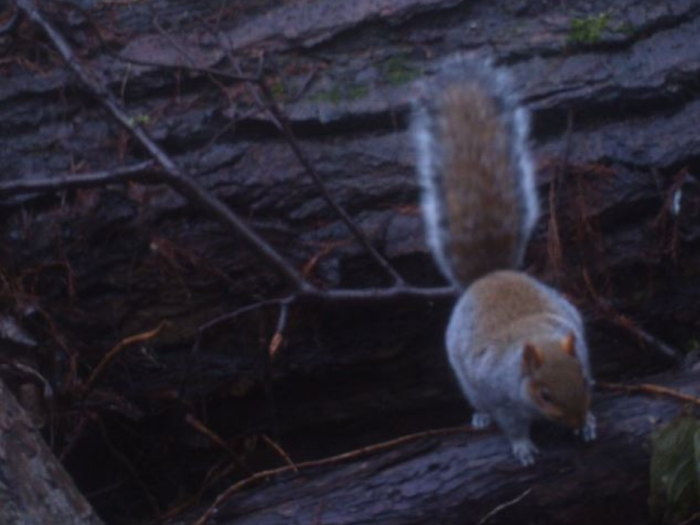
0;378;104;525
0;0;697;522
171;370;700;525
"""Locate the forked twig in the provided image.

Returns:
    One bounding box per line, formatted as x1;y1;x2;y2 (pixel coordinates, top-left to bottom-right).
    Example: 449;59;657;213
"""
254;75;405;286
15;0;308;292
73;2;406;287
83;321;167;394
184;414;252;475
261;434;297;471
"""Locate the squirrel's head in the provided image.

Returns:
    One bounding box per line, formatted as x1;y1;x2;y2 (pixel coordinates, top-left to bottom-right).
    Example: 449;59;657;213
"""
521;333;590;428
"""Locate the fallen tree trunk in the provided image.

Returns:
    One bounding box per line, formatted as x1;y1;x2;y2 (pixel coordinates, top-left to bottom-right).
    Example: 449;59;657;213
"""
172;371;697;525
0;0;698;522
0;378;104;525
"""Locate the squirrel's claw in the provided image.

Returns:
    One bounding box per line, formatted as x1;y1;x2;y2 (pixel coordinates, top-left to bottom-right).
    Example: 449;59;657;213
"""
471;412;492;429
511;438;539;466
581;412;597;441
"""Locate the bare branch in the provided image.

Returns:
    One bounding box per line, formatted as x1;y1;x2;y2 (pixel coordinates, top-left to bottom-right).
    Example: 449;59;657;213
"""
0;161;159;198
0;160;461;303
82;321;168;394
184;414;252;476
237;58;405;286
90;10;405;287
15;0;309;292
582;270;683;363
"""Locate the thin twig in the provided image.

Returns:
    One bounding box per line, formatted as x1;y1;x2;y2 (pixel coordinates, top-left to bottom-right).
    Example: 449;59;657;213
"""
178;298;293;399
222;49;402;285
83;321;167;394
13;3;407;291
582;271;683;363
153;13;198;68
476;488;532;525
0;362;53;399
597;381;700;407
94;415;161;516
199;298;292;335
15;0;308;292
192;424;471;525
1;166;458;305
0;161;159;197
184;414;252;475
269;300;291;359
57;3;258;83
255;77;405;286
261;434;297;472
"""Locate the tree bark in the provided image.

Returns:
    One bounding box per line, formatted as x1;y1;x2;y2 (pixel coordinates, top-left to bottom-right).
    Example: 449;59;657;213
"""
169;370;700;525
0;378;104;525
0;0;698;522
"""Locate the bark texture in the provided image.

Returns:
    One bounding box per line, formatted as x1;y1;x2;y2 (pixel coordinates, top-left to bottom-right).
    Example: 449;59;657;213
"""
170;370;700;525
0;0;698;523
0;378;104;525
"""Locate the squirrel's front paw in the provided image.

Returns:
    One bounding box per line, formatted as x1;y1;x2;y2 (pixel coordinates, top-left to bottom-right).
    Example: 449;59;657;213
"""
511;438;539;466
581;412;597;442
471;412;492;429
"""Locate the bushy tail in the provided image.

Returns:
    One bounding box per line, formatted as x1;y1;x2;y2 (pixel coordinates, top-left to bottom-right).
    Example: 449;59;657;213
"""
411;55;539;287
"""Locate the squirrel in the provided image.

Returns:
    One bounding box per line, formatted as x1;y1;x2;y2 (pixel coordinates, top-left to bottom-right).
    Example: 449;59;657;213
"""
410;55;596;466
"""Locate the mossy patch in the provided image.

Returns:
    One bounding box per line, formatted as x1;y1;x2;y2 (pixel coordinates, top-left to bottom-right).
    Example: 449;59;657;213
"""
568;13;610;45
311;82;369;105
269;80;287;98
127;114;151;126
381;55;422;86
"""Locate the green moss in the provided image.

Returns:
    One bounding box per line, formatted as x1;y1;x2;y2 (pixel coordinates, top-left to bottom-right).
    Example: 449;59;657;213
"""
346;83;369;101
615;22;636;36
381;55;422;86
312;82;368;105
127;114;151;126
270;81;286;98
568;13;610;44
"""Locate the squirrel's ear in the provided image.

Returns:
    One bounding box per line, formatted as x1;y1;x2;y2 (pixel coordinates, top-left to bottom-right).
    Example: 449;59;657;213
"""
560;332;576;357
522;343;544;374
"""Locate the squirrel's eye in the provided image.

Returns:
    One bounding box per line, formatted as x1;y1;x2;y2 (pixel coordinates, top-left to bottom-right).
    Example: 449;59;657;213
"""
540;387;553;403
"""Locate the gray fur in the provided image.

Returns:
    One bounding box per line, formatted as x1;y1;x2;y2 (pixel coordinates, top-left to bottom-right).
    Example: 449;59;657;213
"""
412;55;594;465
445;273;595;464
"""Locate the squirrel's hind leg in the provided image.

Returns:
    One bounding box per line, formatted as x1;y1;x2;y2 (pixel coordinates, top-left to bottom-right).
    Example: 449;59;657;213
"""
471;412;492;429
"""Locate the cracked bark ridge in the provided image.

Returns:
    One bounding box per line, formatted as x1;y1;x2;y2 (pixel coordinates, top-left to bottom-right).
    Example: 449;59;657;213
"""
0;0;698;523
171;370;700;525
